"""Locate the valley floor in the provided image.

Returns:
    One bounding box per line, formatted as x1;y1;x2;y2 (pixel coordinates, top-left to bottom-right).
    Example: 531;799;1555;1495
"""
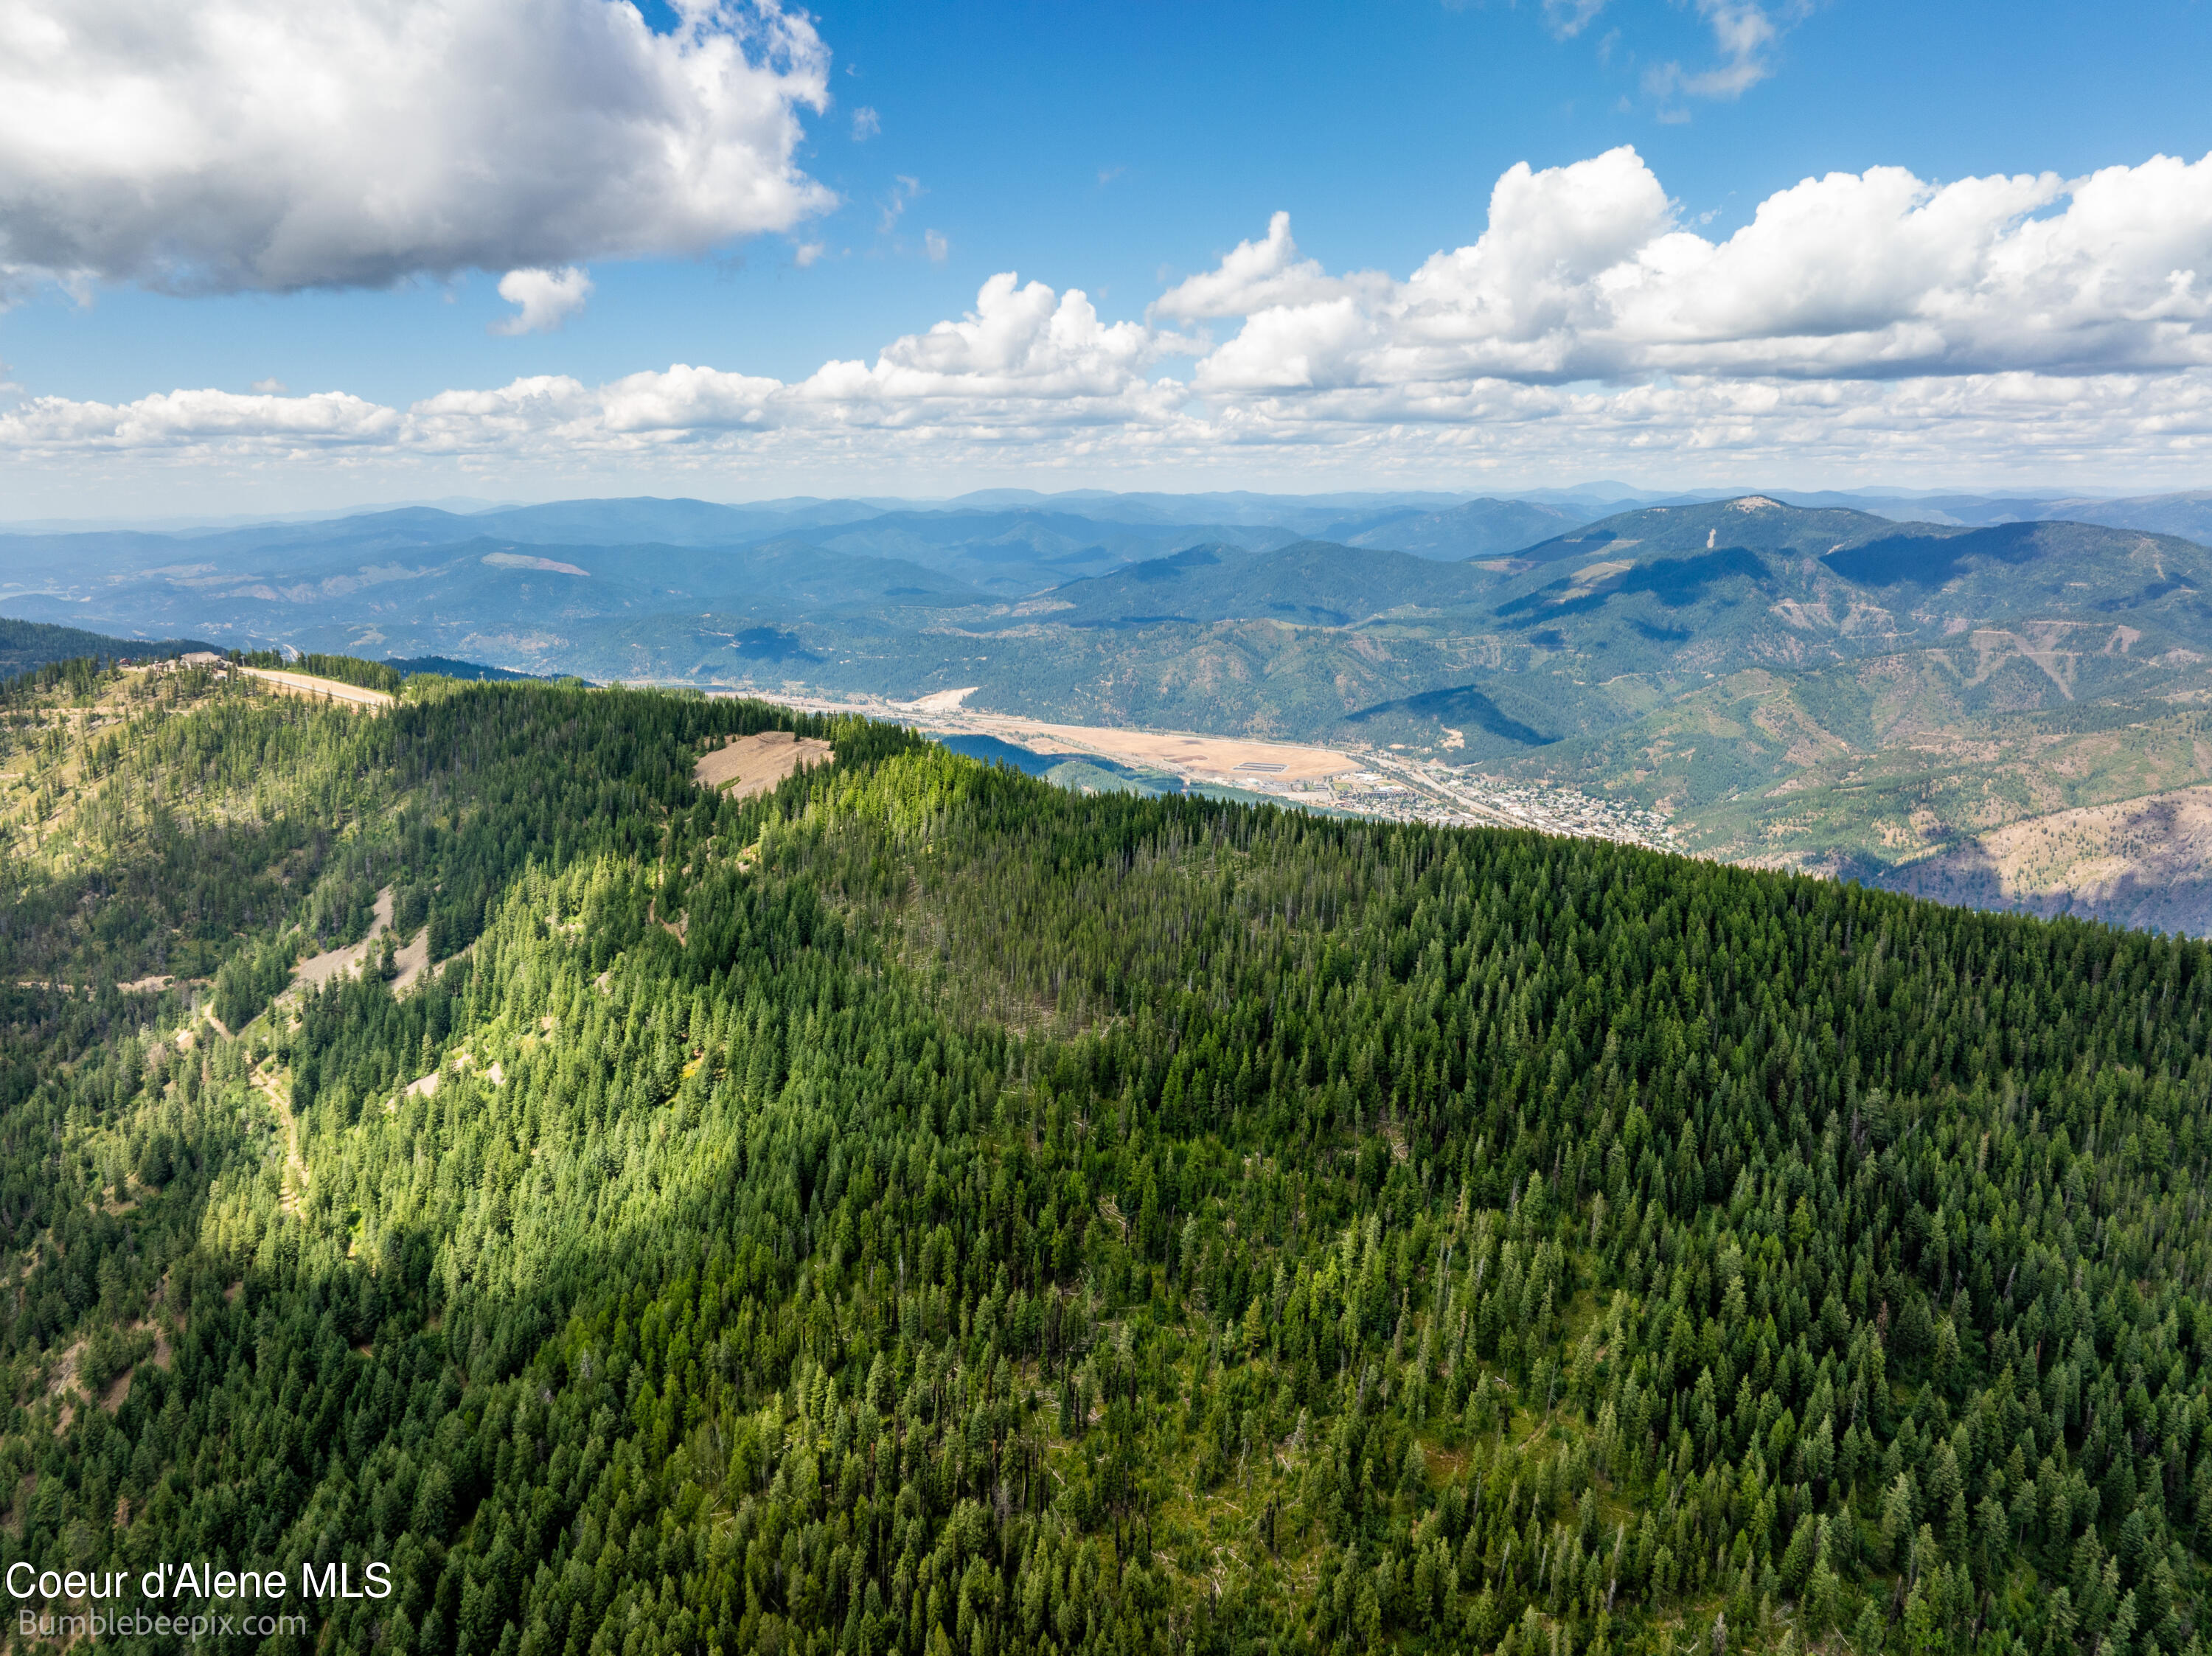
714;687;1686;853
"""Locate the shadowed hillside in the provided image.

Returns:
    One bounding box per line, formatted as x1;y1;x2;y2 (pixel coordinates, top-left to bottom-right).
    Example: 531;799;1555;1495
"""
2;658;2211;1656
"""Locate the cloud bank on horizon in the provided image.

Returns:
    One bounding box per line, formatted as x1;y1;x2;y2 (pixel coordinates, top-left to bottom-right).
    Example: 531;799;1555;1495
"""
3;0;2212;490
11;147;2212;483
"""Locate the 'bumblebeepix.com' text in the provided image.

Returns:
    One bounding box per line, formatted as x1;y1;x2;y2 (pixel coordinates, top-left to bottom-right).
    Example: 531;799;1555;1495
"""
8;1559;389;1643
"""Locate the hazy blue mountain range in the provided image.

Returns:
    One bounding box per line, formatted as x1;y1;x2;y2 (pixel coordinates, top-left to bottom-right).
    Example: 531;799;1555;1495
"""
1761;487;2212;540
9;483;2204;644
12;484;2212;929
1329;497;1589;560
1034;540;1498;629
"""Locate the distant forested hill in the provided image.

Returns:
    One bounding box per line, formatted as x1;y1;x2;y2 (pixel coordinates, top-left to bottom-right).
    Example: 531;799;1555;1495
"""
0;662;2208;1656
384;654;543;681
0;614;212;679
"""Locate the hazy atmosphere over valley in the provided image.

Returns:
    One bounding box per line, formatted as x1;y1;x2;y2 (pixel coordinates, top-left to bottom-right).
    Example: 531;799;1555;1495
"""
8;7;2212;1656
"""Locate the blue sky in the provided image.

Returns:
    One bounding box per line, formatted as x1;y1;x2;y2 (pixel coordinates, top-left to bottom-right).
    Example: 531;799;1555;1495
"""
4;0;2212;512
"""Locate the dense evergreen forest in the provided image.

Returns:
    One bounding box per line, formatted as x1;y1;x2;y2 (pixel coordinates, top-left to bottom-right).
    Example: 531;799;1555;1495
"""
0;658;2208;1656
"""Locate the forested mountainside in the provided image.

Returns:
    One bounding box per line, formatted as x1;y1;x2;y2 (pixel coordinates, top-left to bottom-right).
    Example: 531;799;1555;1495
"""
2;659;2211;1656
0;616;213;680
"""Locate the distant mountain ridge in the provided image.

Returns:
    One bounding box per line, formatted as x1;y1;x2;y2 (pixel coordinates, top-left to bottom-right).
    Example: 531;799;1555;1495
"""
1039;540;1492;628
11;485;2212;930
1335;497;1587;560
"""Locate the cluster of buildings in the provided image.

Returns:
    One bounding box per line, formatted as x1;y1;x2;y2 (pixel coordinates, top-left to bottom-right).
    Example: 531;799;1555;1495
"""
1240;758;1683;852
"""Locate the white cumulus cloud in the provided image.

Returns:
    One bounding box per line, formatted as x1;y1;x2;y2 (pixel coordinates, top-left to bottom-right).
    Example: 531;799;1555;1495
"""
0;270;1182;462
0;386;400;450
493;267;594;335
787;271;1173;414
0;0;834;293
1189;147;2212;394
1152;212;1366;324
13;148;2212;493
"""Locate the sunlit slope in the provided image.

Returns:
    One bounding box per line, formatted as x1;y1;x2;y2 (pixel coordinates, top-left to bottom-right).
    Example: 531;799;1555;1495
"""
4;662;2212;1656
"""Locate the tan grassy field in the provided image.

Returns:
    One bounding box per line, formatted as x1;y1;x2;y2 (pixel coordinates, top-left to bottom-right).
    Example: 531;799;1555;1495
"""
695;731;835;797
971;715;1357;782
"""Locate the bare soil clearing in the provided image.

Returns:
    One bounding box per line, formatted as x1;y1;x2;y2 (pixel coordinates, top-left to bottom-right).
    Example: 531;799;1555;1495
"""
288;886;434;998
695;731;835;797
237;666;394;710
389;925;432;992
293;888;396;992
